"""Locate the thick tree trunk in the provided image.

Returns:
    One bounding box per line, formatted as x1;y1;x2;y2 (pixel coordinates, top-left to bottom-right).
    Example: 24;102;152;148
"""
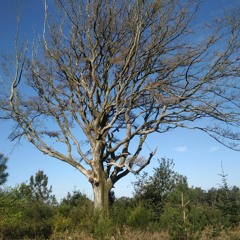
91;140;113;214
92;180;112;215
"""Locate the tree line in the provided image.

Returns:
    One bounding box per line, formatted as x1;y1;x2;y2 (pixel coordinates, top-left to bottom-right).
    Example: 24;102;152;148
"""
1;155;240;239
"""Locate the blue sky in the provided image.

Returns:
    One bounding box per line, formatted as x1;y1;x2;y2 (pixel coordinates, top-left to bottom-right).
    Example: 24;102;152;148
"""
0;0;240;201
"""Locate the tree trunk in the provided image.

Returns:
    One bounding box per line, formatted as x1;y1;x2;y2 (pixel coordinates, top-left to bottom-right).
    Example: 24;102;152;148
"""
92;180;111;215
91;140;113;214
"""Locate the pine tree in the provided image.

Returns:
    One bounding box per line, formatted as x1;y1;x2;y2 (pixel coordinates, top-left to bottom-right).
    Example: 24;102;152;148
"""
0;153;9;186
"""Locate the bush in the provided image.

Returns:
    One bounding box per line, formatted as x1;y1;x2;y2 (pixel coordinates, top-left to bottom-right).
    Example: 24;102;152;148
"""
127;203;152;229
0;185;55;239
0;188;29;239
110;197;135;226
92;214;116;239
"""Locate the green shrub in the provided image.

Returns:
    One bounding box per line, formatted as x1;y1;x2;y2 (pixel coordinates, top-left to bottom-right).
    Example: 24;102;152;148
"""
127;204;152;229
0;188;29;239
0;187;54;239
92;214;116;239
110;197;135;226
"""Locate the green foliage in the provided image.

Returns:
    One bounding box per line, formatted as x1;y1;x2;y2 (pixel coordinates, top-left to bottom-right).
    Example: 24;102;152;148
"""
110;197;136;226
61;189;91;207
0;188;29;239
0;188;54;239
215;166;240;228
18;170;56;204
0;171;55;239
92;214;116;239
52;212;72;233
24;201;54;238
109;190;116;206
132;158;240;238
126;203;153;229
1;163;240;239
133;158;186;220
0;153;9;186
160;183;207;240
53;190;118;239
52;189;94;235
58;190;92;226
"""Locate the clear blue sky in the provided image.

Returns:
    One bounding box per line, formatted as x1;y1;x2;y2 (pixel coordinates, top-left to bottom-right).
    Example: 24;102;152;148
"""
0;0;239;201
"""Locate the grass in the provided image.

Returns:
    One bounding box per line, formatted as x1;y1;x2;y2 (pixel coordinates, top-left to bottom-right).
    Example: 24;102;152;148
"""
49;226;240;240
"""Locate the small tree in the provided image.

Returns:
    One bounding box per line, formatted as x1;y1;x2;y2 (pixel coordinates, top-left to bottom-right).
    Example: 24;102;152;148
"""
0;153;9;186
19;170;55;204
1;0;240;212
134;158;185;219
160;180;216;239
17;171;55;238
216;163;240;227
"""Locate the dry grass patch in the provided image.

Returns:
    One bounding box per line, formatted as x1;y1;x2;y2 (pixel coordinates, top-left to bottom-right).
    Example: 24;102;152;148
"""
50;228;171;240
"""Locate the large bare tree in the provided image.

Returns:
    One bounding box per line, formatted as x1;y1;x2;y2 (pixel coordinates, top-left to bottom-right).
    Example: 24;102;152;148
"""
1;0;240;212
